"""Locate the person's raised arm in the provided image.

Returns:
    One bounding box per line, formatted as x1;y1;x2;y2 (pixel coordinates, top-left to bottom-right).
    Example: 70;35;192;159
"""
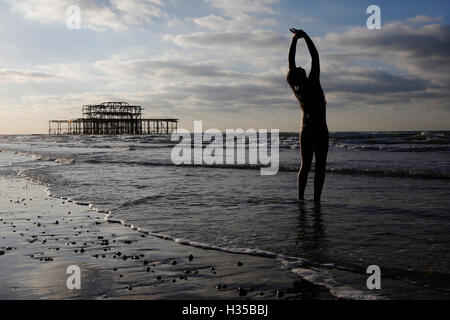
288;35;298;71
302;32;320;80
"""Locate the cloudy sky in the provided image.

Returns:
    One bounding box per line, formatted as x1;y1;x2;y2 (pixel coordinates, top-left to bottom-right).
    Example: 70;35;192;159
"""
0;0;449;133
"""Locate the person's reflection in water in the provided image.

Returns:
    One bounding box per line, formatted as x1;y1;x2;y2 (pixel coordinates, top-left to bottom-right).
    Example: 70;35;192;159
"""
296;201;326;260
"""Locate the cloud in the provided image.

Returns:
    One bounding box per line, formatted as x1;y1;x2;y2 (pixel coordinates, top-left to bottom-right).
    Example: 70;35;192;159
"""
314;20;450;109
91;54;290;112
193;13;276;31
323;70;430;95
407;15;443;24
6;0;165;31
0;69;57;83
94;56;256;80
166;29;288;51
299;17;318;24
319;21;450;82
206;0;281;15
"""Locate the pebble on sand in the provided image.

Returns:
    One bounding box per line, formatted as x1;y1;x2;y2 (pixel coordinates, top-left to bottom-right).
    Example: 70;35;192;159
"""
237;287;247;297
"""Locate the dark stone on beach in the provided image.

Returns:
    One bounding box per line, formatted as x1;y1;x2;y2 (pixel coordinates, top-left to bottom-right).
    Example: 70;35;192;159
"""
276;290;284;298
157;276;162;280
259;291;264;296
172;279;176;283
80;249;85;253
124;240;132;244
184;269;191;274
146;267;150;272
188;254;194;261
171;260;177;265
0;250;4;256
98;236;103;240
115;251;122;256
237;261;243;267
123;255;128;260
143;260;148;265
128;284;132;290
238;287;247;297
132;255;140;260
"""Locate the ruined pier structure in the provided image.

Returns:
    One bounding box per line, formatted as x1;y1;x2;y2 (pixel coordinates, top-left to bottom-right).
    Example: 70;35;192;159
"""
49;102;178;135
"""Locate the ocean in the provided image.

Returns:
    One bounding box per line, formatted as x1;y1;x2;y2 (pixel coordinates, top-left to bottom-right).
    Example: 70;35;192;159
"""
0;131;449;299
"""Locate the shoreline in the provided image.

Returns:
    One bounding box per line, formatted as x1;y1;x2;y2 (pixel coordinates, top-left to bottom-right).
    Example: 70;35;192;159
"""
0;176;333;300
2;149;448;300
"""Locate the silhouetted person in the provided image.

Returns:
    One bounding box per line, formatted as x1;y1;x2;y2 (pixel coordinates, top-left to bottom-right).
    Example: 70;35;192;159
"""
287;28;328;202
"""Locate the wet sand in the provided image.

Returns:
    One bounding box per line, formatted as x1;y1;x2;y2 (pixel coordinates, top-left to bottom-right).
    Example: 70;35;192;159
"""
0;177;332;300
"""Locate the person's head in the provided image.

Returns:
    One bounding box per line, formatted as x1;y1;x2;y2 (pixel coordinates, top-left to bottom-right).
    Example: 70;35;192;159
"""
287;67;307;88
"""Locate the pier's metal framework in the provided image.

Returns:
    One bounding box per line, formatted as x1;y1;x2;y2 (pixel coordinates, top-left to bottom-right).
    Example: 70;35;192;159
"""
48;102;178;135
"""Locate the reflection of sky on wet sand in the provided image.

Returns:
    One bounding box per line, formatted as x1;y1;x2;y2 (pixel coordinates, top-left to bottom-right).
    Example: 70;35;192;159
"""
19;261;118;299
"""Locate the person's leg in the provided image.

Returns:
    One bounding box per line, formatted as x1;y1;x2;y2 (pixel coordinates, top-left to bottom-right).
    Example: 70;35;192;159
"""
313;130;329;202
298;129;314;200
